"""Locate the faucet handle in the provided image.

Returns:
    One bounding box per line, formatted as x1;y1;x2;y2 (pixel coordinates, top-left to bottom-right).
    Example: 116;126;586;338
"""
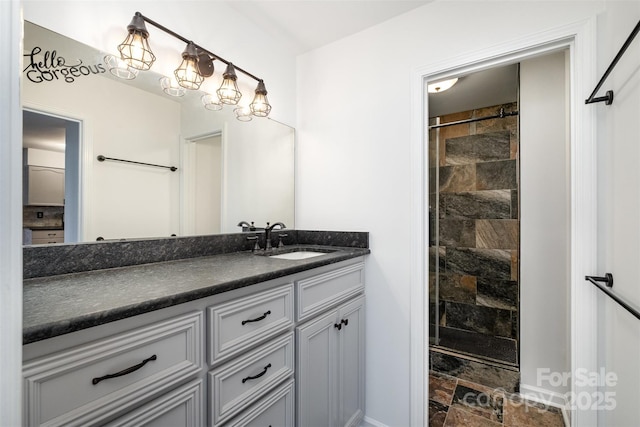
246;235;261;253
277;233;288;248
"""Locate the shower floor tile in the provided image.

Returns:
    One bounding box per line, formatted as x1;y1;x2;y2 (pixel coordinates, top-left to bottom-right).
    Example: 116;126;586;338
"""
429;372;566;427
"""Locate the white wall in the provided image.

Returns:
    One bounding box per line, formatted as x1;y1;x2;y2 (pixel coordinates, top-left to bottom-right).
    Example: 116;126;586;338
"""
296;2;605;426
520;50;570;401
596;2;640;426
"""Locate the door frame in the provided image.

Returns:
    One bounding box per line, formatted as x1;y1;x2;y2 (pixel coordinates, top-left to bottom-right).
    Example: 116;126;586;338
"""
409;18;599;427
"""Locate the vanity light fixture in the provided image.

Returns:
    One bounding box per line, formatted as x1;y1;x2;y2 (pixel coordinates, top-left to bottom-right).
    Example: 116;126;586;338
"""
234;105;253;122
201;93;223;111
217;63;242;105
174;42;206;90
427;77;459;93
104;54;139;80
117;13;156;71
250;80;272;117
117;12;272;118
160;76;186;97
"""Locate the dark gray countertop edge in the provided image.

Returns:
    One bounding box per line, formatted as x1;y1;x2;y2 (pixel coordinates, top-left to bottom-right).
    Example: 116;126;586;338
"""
23;247;370;345
24;229;369;279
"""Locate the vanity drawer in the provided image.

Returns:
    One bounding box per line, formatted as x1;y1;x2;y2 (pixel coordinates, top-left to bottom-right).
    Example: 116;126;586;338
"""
207;283;294;366
31;229;64;244
225;378;295;427
208;332;294;427
32;229;64;239
23;311;202;427
296;261;364;322
104;379;204;427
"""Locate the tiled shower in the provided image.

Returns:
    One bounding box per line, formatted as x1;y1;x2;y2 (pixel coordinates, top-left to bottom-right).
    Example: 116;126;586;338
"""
428;101;520;391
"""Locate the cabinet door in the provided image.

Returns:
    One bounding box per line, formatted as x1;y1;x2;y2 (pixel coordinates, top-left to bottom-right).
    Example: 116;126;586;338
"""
337;296;365;427
27;166;65;206
296;311;339;427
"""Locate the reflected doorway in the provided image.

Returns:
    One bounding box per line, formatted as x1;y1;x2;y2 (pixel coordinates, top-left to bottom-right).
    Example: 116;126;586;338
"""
22;109;81;244
182;132;224;235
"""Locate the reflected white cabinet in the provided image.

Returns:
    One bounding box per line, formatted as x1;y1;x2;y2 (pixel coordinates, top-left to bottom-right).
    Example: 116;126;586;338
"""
24;165;65;206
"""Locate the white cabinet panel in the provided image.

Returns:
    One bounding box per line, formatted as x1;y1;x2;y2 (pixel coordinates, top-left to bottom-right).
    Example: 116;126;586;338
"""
25;165;65;206
105;379;204;427
23;311;202;427
208;332;294;427
296;296;365;427
207;283;294;366
225;379;295;427
296;261;364;323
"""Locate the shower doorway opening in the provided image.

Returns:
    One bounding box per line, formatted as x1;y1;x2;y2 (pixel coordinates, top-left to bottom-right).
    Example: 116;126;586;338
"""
428;63;521;386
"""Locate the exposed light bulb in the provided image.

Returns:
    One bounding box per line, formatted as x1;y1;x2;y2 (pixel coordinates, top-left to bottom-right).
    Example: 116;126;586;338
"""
217;63;242;105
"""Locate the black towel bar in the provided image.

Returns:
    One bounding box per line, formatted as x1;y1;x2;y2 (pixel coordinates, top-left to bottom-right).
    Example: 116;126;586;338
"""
585;19;640;105
585;273;640;320
97;155;177;172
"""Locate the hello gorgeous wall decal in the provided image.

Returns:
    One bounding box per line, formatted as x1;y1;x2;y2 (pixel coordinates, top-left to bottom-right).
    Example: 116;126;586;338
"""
23;47;106;84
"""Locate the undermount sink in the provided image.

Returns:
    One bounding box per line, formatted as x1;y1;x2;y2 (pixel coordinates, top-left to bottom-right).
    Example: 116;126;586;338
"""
269;250;331;260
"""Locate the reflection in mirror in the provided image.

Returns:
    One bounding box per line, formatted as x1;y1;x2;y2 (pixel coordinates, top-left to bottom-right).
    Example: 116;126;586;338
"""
22;21;294;245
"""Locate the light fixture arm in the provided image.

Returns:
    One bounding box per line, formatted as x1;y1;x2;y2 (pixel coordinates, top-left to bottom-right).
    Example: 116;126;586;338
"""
133;11;262;83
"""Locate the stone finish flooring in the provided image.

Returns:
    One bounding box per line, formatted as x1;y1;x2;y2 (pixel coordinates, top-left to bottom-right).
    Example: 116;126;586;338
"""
429;371;566;427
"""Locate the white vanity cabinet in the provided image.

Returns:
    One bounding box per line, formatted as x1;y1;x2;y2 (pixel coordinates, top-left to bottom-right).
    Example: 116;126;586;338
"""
23;255;366;427
295;259;366;427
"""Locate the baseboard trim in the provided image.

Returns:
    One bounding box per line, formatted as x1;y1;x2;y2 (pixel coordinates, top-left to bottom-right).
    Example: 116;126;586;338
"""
519;383;568;408
360;415;390;427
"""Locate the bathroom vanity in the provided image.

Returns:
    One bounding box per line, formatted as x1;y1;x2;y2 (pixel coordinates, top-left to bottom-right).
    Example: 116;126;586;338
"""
22;231;368;427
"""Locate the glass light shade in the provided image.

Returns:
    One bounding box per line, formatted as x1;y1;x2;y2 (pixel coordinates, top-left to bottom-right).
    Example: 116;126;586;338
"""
201;94;223;111
249;80;272;117
104;54;138;80
174;42;204;90
427;78;458;93
217;63;242;105
118;15;155;71
234;105;253;122
160;76;186;97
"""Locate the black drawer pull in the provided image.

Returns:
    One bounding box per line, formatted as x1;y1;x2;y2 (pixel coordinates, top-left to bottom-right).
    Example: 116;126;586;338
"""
334;323;342;331
242;310;271;326
242;363;271;383
92;355;157;385
341;318;349;327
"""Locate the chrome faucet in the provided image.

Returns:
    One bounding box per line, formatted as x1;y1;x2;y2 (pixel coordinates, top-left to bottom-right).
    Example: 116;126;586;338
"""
264;222;286;251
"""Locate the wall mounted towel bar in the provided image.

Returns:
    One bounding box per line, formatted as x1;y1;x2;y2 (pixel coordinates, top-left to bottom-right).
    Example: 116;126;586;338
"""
585;273;640;320
97;155;177;172
585;19;640;106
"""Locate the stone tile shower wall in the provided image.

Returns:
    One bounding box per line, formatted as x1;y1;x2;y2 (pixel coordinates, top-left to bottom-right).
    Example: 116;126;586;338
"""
429;102;519;364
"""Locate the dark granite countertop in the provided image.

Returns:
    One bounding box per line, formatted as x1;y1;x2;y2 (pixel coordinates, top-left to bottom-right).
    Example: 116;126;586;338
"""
23;245;369;344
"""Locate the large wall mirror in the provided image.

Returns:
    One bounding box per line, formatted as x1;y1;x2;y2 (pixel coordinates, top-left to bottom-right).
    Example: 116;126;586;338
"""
22;21;295;245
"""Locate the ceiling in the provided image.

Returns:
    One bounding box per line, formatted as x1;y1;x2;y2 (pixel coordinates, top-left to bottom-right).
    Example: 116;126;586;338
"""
225;0;433;54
